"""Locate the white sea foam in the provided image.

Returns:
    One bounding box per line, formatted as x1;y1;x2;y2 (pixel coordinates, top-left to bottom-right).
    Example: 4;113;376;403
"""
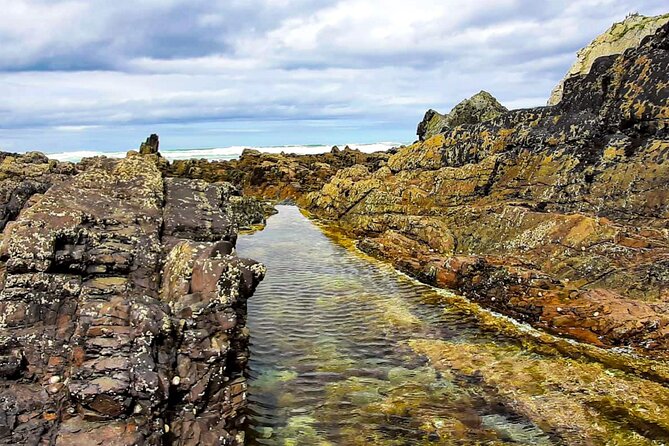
46;142;404;163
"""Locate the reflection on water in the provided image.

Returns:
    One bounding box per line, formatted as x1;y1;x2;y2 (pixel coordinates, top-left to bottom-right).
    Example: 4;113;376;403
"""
237;206;669;446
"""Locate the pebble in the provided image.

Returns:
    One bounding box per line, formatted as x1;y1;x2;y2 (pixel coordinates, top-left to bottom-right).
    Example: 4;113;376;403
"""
47;384;62;394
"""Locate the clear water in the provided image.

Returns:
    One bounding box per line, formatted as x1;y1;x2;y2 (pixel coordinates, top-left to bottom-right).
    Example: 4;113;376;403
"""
237;206;669;446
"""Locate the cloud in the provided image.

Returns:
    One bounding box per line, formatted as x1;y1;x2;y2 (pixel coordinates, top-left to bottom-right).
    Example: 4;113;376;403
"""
0;0;666;151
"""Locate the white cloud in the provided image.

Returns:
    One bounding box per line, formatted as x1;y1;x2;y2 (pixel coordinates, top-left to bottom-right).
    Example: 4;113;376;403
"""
0;0;666;151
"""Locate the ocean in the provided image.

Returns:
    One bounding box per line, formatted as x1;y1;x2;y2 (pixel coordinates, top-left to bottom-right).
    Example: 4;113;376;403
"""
46;142;403;163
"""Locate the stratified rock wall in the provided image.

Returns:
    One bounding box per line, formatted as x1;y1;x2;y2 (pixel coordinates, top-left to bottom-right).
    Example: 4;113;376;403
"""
303;22;669;356
548;12;669;105
0;151;264;445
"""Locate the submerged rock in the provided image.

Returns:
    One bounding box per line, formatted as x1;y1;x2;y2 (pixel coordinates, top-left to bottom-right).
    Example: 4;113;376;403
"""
416;90;508;141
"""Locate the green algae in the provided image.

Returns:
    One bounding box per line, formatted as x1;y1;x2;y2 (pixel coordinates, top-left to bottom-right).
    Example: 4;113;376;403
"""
242;206;669;446
274;415;333;446
408;338;669;445
253;368;299;392
311;342;356;373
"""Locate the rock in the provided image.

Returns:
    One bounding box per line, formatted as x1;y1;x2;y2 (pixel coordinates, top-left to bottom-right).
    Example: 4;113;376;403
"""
139;134;160;155
548;12;669;105
0;152;76;232
0;141;264;445
165;145;391;202
303;22;669;356
416;90;508;141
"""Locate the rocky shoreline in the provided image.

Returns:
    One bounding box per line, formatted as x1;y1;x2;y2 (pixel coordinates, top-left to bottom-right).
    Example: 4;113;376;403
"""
0;143;266;445
302;19;669;358
0;12;668;446
167;18;669;360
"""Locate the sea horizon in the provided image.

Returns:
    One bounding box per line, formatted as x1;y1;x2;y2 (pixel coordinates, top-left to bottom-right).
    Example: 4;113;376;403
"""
42;141;405;163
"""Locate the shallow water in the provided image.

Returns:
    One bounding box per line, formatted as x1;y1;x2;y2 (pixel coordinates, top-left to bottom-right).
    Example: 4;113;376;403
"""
237;206;669;446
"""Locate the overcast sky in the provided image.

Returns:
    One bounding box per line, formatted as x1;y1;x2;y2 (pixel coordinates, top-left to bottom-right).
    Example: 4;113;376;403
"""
0;0;666;153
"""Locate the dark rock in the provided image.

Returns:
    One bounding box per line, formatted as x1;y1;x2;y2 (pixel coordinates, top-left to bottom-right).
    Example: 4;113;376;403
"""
139;134;160;155
0;152;76;232
0;149;264;445
416;91;508;141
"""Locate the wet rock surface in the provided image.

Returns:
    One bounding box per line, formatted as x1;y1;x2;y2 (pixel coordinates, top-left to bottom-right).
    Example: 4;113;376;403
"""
302;22;669;356
0;150;265;445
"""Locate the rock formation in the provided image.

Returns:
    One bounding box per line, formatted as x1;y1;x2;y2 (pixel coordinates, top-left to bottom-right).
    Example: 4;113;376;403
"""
548;12;669;105
0;149;265;445
0;151;76;232
0;12;668;445
416;91;508;141
302;20;669;357
166;146;391;203
139;134;160;155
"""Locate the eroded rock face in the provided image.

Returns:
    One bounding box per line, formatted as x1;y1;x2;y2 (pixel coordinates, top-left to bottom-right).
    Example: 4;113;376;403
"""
304;22;669;356
548;12;669;105
139;134;160;155
0;151;76;232
0;151;265;445
416;91;508;141
166;146;391;203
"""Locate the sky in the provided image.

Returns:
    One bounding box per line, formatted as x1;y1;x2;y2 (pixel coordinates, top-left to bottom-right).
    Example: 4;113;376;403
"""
0;0;666;154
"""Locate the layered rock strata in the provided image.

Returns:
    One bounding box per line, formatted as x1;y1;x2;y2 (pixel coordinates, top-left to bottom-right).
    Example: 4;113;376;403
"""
0;150;265;445
166;146;391;203
548;12;669;105
0;151;76;232
301;21;669;357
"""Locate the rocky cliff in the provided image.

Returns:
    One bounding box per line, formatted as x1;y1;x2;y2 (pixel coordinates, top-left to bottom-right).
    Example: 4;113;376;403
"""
0;147;266;445
548;12;669;105
416;90;508;141
302;21;669;357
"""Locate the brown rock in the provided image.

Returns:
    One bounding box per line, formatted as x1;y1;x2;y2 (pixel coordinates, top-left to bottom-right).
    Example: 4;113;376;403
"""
0;142;265;445
303;22;669;357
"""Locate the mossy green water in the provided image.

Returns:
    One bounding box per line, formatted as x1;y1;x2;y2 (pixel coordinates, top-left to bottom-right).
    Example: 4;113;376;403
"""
239;206;669;445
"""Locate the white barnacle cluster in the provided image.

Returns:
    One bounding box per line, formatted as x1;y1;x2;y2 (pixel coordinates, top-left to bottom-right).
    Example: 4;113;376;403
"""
216;264;241;306
250;262;267;280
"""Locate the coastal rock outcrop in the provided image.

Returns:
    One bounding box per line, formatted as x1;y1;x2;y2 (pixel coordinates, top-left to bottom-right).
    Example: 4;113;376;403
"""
303;20;669;356
166;146;391;203
139;134;160;155
416;91;508;141
0;151;76;232
0;149;265;445
548;12;669;105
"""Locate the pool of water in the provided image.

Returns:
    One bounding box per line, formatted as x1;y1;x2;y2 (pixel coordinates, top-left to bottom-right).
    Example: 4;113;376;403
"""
237;206;669;446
